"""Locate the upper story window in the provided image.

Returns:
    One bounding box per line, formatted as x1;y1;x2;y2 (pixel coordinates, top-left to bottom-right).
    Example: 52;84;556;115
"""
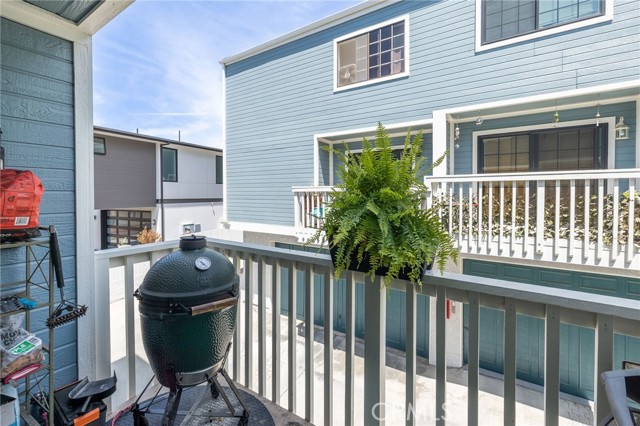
479;0;609;49
94;137;106;155
162;147;178;182
335;16;409;91
216;156;223;184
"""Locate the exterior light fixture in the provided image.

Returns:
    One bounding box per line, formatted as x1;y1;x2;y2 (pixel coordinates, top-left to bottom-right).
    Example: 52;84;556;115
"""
475;116;483;126
615;116;630;139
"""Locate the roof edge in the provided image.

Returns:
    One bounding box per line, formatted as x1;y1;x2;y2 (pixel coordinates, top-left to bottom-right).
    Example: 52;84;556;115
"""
93;126;223;153
220;0;399;66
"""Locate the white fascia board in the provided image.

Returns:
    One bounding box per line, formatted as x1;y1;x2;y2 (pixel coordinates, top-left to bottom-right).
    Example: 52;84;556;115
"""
440;80;640;118
221;0;400;65
1;0;132;41
315;118;434;142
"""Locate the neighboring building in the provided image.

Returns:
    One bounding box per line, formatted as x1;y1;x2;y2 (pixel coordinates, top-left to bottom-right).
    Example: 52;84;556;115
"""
221;0;639;400
93;126;224;249
0;0;132;387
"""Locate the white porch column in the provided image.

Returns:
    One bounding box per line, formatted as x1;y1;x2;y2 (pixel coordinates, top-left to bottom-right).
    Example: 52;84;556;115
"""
432;110;448;177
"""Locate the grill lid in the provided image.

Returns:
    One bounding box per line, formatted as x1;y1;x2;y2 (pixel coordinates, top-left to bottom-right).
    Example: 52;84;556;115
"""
135;236;239;316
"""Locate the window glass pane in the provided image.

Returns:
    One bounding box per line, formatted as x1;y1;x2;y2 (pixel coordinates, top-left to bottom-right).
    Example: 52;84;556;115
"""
369;67;379;79
380;25;391;39
162;148;178;182
94;137;106;155
370;55;379;66
484;139;499;155
380;64;391;77
337;34;368;87
392;21;404;35
381;38;391;52
380;51;391;65
216;156;223;184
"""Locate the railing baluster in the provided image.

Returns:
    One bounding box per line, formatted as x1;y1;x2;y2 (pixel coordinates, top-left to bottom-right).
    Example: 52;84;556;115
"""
511;181;516;254
458;186;463;249
345;271;355;426
95;257;112;381
488;184;493;253
258;257;266;396
627;182;635;263
468;186;473;252
499;181;505;254
536;180;545;254
364;275;386;426
524;182;530;256
503;298;517;426
245;255;254;389
477;185;483;253
324;266;333;426
305;265;314;423
597;179;604;260
448;184;453;236
544;305;560;426
569;180;575;258
612;179;619;261
288;261;297;413
435;286;446;425
468;292;480;426
584;183;591;260
272;259;281;405
124;257;136;401
554;180;560;258
232;252;241;381
594;314;614;425
406;281;417;426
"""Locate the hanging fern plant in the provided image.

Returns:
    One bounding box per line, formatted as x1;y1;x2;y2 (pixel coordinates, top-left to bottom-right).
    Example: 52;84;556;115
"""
310;123;457;287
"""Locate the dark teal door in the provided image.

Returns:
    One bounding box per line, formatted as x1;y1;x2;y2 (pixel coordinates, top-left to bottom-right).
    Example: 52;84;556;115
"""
280;266;429;357
463;259;640;400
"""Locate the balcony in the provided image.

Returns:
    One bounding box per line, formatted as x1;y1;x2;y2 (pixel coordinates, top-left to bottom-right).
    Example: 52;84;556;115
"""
93;239;639;425
293;169;640;270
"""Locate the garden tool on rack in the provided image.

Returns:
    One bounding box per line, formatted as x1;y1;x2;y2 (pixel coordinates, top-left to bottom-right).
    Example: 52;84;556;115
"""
46;225;88;328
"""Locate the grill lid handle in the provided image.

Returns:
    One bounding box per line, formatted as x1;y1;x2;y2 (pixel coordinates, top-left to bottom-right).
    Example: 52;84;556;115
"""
190;296;238;316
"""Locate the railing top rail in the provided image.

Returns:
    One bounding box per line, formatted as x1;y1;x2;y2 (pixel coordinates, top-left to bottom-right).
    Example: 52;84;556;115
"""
206;238;333;267
424;168;640;184
424;272;640;321
94;240;179;260
292;186;334;192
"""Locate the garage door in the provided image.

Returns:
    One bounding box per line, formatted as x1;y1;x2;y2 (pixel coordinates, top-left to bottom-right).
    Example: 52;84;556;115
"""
463;259;640;400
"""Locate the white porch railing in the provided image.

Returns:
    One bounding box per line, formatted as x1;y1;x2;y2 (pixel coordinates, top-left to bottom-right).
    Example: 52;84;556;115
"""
292;186;332;241
93;239;640;426
424;169;639;270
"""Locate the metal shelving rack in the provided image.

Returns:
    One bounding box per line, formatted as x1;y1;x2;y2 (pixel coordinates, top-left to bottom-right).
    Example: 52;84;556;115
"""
1;230;55;425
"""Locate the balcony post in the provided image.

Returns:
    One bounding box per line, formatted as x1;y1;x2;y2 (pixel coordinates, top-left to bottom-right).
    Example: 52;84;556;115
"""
364;275;386;426
432;110;448;177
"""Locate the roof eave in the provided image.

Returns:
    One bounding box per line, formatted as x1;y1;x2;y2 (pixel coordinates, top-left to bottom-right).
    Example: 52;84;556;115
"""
220;0;399;66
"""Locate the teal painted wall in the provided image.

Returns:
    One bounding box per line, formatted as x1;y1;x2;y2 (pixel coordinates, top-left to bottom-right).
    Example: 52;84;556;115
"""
462;259;640;400
225;0;640;227
1;18;78;389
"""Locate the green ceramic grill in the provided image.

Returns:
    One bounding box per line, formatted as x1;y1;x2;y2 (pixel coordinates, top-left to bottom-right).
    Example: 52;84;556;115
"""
135;235;239;390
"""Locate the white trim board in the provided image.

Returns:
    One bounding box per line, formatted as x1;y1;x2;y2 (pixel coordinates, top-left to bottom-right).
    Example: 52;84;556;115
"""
0;0;132;41
474;0;614;52
333;14;410;93
221;0;400;65
470;117;617;175
228;221;298;238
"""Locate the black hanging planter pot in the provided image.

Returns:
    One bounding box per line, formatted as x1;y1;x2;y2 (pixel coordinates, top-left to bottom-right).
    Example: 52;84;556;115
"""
328;241;432;282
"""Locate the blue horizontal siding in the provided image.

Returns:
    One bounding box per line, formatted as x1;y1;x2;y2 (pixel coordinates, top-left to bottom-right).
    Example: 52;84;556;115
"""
0;18;77;390
225;0;639;227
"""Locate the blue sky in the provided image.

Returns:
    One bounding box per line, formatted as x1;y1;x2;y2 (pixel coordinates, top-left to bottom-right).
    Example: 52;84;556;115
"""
93;0;360;148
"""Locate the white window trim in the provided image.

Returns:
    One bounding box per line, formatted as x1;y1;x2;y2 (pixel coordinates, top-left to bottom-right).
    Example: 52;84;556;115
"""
471;117;616;175
333;14;410;93
475;0;614;52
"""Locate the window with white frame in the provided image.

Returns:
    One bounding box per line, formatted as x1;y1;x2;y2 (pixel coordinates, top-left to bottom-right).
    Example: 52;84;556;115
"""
336;18;407;89
482;0;604;45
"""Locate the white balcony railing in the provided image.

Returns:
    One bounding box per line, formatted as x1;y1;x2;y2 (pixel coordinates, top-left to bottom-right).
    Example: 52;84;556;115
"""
294;169;640;269
93;239;640;426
